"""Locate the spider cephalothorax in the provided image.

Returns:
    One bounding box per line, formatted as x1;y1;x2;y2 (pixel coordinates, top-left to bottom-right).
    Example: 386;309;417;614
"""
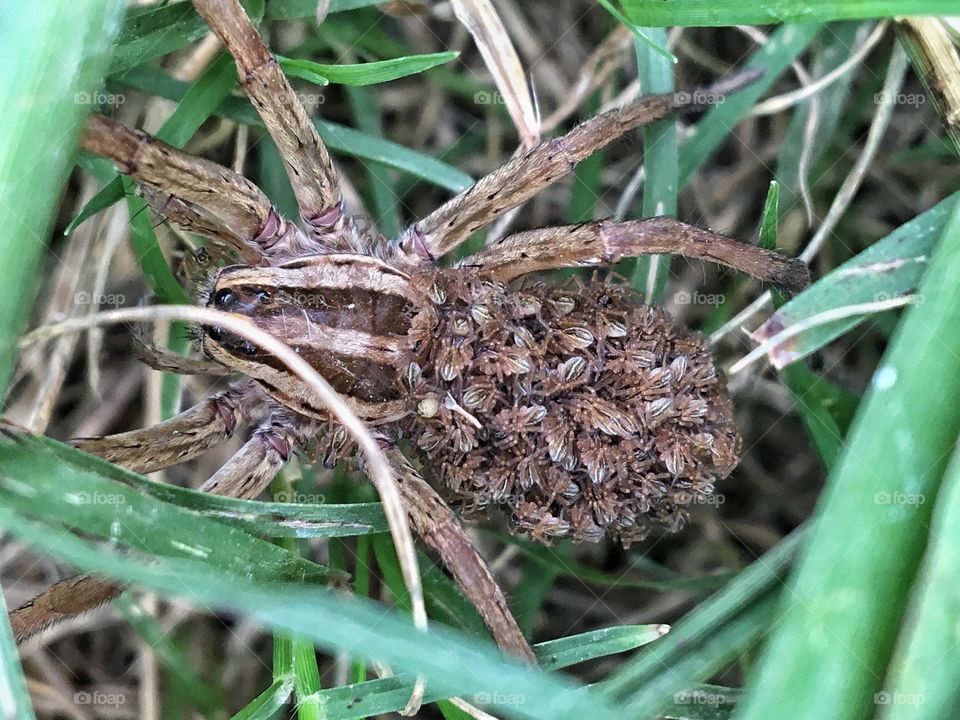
13;0;808;659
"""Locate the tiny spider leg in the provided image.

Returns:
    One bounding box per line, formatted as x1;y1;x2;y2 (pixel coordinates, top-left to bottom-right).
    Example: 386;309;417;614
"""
383;444;537;662
463;217;810;292
72;386;248;473
194;0;360;254
132;331;233;376
199;415;303;498
393;70;764;263
84;114;305;263
139;186;263;266
10;575;122;643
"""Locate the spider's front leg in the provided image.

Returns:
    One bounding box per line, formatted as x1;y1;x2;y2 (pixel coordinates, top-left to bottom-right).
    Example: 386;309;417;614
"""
462;217;810;293
194;0;361;254
394;71;765;263
83;114;304;264
380;444;537;662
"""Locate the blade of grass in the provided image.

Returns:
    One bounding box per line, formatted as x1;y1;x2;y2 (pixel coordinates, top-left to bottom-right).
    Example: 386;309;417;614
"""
735;187;960;720
757;180;852;470
0;585;34;720
0;0;122;394
678;23;822;187
620;0;958;26
0;434;339;585
602;526;807;712
278;52;458;86
301;625;667;719
0;430;388;537
880;443;960;719
110;0;263;74
346;86;401;238
628;28;678;301
598;0;676;63
231;677;295;720
748;191;958;368
0;507;623;720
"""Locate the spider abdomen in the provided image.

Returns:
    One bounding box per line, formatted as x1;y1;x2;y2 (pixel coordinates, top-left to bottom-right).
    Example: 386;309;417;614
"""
403;270;741;545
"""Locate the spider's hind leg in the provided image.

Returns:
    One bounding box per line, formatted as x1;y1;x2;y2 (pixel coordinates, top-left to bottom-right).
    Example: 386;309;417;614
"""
380;443;537;662
462;217;810;293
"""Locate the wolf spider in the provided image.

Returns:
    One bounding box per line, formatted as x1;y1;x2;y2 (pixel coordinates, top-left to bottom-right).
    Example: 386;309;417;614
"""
13;0;807;662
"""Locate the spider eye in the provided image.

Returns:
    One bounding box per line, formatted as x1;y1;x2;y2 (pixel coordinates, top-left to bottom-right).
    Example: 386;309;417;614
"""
239;341;258;356
207;325;223;341
213;288;235;307
255;289;272;303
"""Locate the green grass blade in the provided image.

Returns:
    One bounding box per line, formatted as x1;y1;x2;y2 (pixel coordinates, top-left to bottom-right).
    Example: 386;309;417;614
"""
735;188;960;720
0;433;338;585
602;526;807;711
125;185;192;304
300;625;665;719
0;507;623;720
629;28;678;299
0;431;387;538
0;0;123;394
231;677;295;720
678;24;822;187
881;445;960;719
598;0;676;63
110;0;263;74
620;0;958;26
749;192;958;368
113;65;474;192
347;86;402;238
279;52;458;87
0;586;34;720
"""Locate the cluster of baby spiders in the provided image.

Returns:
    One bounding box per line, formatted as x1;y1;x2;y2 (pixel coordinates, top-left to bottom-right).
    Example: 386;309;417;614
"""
12;0;807;664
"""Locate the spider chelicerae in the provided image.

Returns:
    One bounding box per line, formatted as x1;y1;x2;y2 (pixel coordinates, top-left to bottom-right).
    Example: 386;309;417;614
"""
13;0;807;661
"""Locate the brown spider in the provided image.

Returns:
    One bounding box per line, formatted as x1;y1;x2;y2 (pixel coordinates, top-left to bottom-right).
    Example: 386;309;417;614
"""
12;0;807;661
